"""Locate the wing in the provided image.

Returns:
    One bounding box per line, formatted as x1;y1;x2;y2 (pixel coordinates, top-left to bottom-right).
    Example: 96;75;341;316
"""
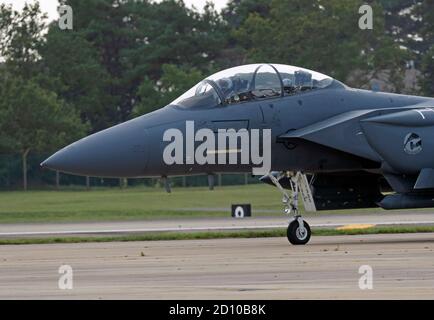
279;104;434;171
275;103;434;210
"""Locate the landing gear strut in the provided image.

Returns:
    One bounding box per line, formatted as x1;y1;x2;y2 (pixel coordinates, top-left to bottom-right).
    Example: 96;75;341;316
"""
267;172;312;245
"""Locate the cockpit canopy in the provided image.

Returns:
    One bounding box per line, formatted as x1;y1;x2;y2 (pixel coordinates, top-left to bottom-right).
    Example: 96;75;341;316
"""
171;63;334;108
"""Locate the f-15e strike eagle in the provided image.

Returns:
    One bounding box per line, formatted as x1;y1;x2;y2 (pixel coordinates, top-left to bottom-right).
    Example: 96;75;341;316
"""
42;63;434;245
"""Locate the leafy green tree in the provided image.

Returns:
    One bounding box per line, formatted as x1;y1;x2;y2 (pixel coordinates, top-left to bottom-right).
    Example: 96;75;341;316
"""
381;0;425;54
0;1;88;190
420;46;434;96
43;0;228;129
40;27;113;132
0;72;87;190
418;0;434;44
0;2;47;78
222;0;270;28
233;0;407;89
219;0;271;67
416;0;434;96
134;64;203;115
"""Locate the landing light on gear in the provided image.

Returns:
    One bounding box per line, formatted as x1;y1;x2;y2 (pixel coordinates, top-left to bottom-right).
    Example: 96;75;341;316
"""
266;172;313;245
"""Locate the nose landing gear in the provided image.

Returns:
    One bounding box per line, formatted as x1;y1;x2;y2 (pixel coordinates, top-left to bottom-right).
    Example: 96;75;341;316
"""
266;172;312;245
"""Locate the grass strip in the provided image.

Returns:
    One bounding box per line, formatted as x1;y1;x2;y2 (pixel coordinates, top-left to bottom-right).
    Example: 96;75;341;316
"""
0;225;434;245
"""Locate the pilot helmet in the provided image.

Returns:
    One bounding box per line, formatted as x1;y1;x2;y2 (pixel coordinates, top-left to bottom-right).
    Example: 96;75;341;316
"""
217;77;233;93
282;78;293;87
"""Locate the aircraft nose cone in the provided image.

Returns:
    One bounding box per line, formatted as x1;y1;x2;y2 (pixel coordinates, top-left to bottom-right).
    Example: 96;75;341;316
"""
41;117;148;177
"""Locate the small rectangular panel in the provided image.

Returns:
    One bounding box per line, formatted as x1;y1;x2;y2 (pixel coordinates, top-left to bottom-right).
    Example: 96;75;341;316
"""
211;120;249;132
231;204;252;218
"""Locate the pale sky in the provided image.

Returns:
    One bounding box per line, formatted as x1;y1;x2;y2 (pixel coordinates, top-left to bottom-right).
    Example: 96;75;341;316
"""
0;0;229;21
0;0;60;20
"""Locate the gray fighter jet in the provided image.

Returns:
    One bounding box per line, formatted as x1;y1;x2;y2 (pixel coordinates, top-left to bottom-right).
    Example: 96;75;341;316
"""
42;63;434;245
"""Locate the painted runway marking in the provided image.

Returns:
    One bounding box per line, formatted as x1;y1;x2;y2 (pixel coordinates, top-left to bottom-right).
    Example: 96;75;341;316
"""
336;224;376;230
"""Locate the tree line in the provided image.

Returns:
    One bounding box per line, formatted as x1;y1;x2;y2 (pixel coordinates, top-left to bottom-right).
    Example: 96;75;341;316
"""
0;0;433;190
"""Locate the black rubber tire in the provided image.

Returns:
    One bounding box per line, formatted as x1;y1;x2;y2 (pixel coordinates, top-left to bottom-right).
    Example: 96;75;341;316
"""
287;219;311;245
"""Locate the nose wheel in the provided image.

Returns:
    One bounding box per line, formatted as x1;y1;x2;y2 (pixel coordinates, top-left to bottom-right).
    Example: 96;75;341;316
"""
287;217;311;245
266;172;312;245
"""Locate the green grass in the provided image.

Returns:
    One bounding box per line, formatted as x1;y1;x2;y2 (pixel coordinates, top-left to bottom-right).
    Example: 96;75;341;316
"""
1;226;434;245
1;184;433;245
0;184;431;224
0;184;286;223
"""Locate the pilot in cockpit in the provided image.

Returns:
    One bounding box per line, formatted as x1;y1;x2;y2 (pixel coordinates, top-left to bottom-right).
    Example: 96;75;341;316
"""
217;78;234;97
282;78;295;94
217;77;245;103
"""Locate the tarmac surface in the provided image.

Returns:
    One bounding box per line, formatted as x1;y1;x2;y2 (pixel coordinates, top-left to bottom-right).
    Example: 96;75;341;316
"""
1;233;434;299
1;211;434;237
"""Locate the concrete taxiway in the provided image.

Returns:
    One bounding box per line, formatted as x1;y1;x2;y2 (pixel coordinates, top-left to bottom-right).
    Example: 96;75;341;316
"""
0;233;433;299
0;211;434;237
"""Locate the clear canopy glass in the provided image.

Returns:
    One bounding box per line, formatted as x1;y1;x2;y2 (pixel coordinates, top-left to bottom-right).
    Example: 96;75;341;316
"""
273;64;333;94
171;80;221;109
171;64;333;107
